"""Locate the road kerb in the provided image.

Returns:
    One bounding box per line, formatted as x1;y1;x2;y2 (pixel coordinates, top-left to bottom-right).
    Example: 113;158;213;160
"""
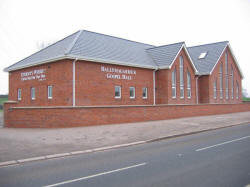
0;122;249;168
17;156;46;163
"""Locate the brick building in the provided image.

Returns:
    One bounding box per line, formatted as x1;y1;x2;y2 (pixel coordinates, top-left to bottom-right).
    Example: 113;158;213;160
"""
3;30;247;128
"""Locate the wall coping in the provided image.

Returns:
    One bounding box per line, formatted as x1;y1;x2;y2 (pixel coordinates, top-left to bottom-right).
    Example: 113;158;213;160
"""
4;100;18;104
9;103;246;109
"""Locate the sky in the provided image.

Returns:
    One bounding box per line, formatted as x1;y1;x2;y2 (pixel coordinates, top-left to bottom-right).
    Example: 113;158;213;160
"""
0;0;249;96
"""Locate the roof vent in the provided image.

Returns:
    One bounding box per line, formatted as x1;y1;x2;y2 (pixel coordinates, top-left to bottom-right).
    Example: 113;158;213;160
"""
198;52;207;59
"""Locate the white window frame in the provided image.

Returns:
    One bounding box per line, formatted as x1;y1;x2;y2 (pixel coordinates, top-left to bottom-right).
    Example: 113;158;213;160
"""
180;56;184;99
115;86;121;99
187;71;191;99
17;88;22;101
142;87;148;99
213;79;217;99
219;63;223;99
48;85;53;99
225;52;229;99
31;87;35;100
236;81;239;99
172;68;176;98
231;65;234;99
129;87;135;99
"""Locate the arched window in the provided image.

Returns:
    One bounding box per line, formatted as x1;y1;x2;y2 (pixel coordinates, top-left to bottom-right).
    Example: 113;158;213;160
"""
225;52;229;99
219;63;223;99
179;56;184;98
172;68;176;98
231;65;234;99
213;79;217;99
187;71;191;98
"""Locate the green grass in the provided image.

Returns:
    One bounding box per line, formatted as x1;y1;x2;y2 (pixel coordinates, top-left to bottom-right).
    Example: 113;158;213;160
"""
243;97;250;102
0;97;8;105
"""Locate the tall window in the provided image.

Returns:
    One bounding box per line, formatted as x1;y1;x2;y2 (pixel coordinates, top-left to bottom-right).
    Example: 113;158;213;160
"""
115;86;121;98
129;87;135;99
48;85;53;99
187;71;191;98
225;52;229;99
213;79;217;99
31;87;35;100
179;56;184;98
231;65;234;99
172;68;176;98
17;88;22;101
142;87;148;99
236;81;239;99
219;63;223;99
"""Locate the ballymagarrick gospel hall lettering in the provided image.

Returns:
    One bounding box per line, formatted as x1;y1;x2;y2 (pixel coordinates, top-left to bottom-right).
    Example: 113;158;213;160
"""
101;66;136;80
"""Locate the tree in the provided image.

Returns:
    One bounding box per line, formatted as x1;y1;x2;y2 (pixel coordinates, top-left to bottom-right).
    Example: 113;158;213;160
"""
36;41;54;50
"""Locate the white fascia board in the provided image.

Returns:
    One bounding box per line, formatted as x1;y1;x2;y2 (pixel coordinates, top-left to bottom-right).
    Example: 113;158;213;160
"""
3;55;66;72
209;43;243;79
209;44;228;76
67;55;157;70
227;43;244;79
4;55;157;72
168;44;184;70
183;44;199;75
167;44;199;75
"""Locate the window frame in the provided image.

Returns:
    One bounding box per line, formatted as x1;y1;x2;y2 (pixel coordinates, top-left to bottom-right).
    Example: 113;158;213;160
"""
142;87;148;99
179;56;184;99
17;88;22;101
114;86;121;99
236;81;239;99
129;87;135;99
231;65;234;99
48;85;53;99
172;68;176;98
187;70;191;99
219;63;223;99
225;52;229;99
213;79;217;99
31;87;35;100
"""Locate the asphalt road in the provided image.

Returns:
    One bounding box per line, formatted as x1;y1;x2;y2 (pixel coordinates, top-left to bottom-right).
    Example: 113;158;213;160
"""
0;123;250;187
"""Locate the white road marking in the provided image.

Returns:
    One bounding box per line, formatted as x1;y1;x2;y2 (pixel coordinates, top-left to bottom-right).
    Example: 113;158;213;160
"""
196;135;250;152
43;162;147;187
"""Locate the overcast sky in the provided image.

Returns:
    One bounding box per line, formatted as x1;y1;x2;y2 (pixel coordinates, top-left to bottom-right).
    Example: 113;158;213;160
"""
0;0;249;95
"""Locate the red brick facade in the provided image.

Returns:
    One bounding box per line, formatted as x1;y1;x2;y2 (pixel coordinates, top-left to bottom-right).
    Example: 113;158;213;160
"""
198;46;242;104
4;46;245;128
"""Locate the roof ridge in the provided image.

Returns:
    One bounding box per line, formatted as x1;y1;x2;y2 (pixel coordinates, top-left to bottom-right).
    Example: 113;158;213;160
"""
64;30;83;55
146;42;185;50
81;29;155;47
187;41;229;49
4;30;80;71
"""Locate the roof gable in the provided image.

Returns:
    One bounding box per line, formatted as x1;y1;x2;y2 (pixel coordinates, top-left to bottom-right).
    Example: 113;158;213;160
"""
187;41;228;75
146;42;184;68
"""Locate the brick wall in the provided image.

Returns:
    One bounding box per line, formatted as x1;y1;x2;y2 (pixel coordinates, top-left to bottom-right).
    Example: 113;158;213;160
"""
9;60;73;106
75;60;154;105
199;46;242;104
4;102;250;128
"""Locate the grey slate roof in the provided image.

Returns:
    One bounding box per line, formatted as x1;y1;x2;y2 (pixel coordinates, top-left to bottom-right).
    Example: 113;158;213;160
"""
4;30;156;72
146;42;184;67
187;41;229;75
5;31;80;72
4;30;239;77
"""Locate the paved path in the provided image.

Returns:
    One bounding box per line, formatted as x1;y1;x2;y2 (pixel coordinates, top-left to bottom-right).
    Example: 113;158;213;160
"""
0;111;250;162
0;124;250;187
